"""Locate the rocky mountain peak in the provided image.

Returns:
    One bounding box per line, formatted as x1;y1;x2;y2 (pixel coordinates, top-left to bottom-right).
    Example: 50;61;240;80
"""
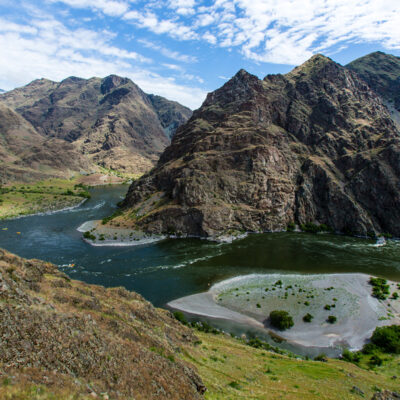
101;74;131;94
347;51;400;126
287;53;340;81
122;52;400;239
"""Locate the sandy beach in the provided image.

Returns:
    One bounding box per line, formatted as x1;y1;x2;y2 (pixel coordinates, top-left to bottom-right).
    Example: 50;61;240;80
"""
168;273;400;350
77;220;165;246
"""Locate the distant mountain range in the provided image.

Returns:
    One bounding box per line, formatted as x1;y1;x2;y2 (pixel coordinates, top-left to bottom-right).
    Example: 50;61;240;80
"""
121;51;400;238
0;75;191;183
0;89;5;94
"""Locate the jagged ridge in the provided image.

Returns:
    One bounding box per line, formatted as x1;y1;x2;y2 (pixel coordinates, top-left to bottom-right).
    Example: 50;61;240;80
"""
121;54;400;238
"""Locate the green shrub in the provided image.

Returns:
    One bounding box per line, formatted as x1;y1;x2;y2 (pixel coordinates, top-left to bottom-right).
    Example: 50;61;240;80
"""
173;311;187;325
327;315;337;324
300;222;332;234
361;343;378;354
369;354;383;366
303;313;313;323
228;381;241;390
287;222;295;232
314;353;328;362
324;304;331;310
369;277;390;300
370;325;400;353
269;310;294;331
83;231;96;241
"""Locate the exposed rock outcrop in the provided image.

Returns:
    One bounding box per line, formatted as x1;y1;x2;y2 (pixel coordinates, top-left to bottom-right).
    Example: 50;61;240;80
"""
347;51;400;128
0;248;205;399
0;75;191;181
121;54;400;238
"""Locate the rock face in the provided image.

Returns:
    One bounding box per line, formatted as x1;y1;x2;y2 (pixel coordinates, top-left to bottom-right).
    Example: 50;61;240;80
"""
122;54;400;238
0;75;191;181
0;104;91;183
0;248;205;399
347;51;400;128
148;94;192;139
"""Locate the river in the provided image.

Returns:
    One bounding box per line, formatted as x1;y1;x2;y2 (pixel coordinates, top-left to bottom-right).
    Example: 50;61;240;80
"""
1;184;399;311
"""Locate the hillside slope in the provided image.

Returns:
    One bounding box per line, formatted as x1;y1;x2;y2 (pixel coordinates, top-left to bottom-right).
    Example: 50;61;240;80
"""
0;75;191;181
0;104;90;183
0;249;399;399
120;54;400;239
347;51;400;127
0;248;205;399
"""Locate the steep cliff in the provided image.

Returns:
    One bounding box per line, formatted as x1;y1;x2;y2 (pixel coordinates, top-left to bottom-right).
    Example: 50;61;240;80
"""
121;54;400;238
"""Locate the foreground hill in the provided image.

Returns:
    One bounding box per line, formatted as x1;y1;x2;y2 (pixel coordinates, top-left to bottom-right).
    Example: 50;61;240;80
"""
0;248;399;399
347;52;400;127
0;75;191;182
120;54;400;239
0;248;205;399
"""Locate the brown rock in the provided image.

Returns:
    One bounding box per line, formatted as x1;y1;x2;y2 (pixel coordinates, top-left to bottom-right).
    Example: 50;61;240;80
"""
122;54;400;238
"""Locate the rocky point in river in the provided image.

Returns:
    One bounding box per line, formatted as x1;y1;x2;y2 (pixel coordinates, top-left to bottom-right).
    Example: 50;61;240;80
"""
0;248;205;399
119;54;400;239
0;75;191;182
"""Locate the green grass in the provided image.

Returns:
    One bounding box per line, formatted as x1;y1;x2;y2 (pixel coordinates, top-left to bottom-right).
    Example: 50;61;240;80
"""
183;331;400;400
0;178;90;219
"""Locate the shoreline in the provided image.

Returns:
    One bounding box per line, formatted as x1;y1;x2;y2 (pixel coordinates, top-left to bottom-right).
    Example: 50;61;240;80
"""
168;273;400;351
77;220;166;247
0;198;88;221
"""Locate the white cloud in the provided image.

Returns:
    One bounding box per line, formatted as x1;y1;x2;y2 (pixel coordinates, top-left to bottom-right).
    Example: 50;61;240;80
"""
168;0;195;15
138;38;197;63
123;10;198;40
50;0;129;16
124;0;400;65
0;16;206;108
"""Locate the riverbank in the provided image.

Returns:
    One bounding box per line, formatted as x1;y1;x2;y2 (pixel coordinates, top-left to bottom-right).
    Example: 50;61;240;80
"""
0;174;131;220
77;219;165;246
0;178;91;220
168;273;400;351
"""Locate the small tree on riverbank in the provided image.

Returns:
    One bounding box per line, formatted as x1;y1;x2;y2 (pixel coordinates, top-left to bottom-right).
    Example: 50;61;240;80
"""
269;310;294;330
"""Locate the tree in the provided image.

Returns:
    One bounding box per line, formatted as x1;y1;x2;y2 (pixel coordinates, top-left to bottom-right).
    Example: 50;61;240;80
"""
269;310;294;330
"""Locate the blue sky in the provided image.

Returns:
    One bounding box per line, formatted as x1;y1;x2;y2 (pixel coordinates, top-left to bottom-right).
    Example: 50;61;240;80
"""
0;0;399;109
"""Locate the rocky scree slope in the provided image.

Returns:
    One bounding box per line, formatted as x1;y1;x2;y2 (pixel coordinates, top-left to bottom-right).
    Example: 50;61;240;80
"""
0;75;191;179
122;54;400;238
347;51;400;128
0;248;205;399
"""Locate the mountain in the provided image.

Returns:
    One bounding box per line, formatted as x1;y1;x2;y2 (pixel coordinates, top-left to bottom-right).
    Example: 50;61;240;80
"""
120;54;400;239
0;89;5;94
148;94;192;139
0;104;90;183
0;75;191;181
0;248;205;399
347;51;400;127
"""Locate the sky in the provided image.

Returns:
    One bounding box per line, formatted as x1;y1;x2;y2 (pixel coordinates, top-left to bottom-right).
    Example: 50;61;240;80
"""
0;0;399;109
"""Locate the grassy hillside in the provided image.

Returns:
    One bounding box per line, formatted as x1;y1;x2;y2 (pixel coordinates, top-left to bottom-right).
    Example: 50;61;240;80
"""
187;332;399;400
0;249;399;399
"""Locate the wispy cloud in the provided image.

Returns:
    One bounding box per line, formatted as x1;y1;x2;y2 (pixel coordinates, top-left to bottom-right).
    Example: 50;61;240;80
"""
123;10;198;40
0;14;206;108
118;0;400;65
49;0;129;17
138;38;197;63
